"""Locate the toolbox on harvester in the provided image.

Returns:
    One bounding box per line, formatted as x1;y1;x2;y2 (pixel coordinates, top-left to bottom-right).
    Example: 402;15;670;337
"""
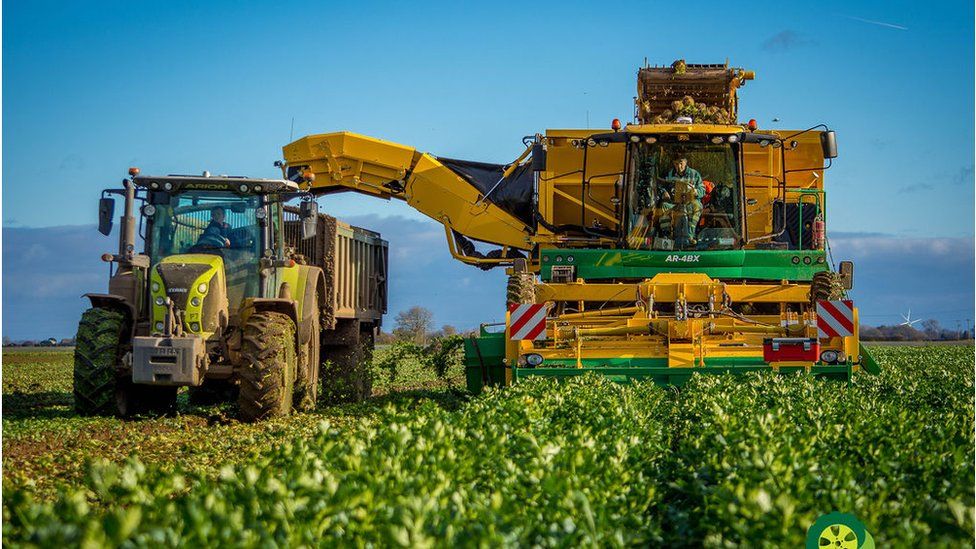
282;58;876;392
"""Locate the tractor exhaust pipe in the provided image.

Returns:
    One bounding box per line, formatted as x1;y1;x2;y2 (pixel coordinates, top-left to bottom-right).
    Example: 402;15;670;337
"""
119;178;137;262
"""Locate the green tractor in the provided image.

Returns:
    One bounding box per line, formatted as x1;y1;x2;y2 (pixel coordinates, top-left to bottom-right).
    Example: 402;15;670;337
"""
74;169;387;420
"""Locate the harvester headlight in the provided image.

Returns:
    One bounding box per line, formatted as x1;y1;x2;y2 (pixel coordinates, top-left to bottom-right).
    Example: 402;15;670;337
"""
154;297;165;306
190;322;200;332
555;255;563;263
154;322;164;332
711;136;725;144
524;353;544;367
142;205;156;216
151;282;160;292
629;135;640;143
792;256;801;264
566;255;574;263
644;136;657;144
163;182;173;191
727;134;739;143
197;283;208;293
255;209;267;219
820;350;840;364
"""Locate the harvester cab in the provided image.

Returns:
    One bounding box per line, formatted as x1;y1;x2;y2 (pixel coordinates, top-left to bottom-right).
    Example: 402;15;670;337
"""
79;171;341;420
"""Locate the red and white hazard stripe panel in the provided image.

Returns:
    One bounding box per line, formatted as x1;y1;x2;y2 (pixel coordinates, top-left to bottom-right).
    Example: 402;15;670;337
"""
508;303;548;340
816;300;854;338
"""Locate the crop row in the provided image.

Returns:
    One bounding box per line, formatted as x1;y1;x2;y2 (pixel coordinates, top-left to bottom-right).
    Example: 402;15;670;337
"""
3;346;973;547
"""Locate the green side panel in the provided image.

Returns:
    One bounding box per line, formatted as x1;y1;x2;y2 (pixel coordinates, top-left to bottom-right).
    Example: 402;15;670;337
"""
463;329;506;394
858;343;882;374
540;249;827;282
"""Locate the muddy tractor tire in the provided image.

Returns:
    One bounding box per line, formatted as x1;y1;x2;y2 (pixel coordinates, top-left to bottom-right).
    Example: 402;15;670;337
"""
238;311;298;422
811;271;845;303
321;320;374;405
73;308;126;416
506;272;536;307
294;292;321;412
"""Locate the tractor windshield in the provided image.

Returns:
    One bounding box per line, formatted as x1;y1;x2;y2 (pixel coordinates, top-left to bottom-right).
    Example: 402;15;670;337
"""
148;191;265;303
626;140;742;251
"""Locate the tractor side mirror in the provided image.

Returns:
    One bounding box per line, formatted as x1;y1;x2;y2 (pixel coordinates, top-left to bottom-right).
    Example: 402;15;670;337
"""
820;130;838;159
838;260;854;290
300;200;318;239
98;197;115;236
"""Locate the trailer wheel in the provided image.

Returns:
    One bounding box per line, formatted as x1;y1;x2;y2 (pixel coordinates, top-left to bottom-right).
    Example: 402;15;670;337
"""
238;311;297;422
294;292;321;412
321;321;374;404
73;308;125;416
811;271;844;302
506;272;535;307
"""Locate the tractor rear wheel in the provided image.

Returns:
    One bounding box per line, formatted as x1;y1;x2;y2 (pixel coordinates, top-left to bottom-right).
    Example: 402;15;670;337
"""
237;311;297;422
294;292;321;412
73;308;125;416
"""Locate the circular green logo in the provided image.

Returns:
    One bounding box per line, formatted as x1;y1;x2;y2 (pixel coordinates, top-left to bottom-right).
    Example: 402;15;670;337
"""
806;512;875;549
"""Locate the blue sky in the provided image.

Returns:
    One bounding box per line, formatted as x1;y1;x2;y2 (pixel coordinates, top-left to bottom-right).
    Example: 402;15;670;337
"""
3;0;974;336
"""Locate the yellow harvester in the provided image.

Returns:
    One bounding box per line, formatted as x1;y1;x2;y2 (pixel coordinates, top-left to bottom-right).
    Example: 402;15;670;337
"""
281;60;879;391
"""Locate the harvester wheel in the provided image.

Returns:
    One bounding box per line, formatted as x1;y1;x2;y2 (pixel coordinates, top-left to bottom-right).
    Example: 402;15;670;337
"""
73;308;125;416
321;321;374;404
237;311;297;422
811;271;844;302
294;292;321;412
506;272;535;307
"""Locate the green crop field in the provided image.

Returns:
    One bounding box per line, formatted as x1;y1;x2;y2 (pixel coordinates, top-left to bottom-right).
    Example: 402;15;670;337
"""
2;346;974;546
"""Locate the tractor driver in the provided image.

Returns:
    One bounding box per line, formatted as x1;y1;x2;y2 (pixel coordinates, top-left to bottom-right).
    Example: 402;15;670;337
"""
196;206;232;249
655;155;705;246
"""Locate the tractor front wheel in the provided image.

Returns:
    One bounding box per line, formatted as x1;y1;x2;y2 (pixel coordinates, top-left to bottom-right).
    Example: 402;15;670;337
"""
237;311;297;422
73;308;125;416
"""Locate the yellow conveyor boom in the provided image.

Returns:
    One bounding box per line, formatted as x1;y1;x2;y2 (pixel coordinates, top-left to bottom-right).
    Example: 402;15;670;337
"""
283;132;534;254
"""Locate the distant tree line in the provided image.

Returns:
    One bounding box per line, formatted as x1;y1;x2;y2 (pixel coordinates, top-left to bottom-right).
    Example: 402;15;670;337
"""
376;306;467;345
860;319;971;341
2;336;75;347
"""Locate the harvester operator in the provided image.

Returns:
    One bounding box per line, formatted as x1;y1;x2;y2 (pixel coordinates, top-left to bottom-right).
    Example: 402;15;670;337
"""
656;156;705;245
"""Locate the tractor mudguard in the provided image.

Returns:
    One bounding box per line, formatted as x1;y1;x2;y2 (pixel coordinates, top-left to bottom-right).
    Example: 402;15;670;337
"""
241;298;302;352
84;293;137;340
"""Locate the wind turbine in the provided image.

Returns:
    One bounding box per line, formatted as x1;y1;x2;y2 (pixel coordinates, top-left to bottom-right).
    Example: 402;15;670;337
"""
900;309;921;327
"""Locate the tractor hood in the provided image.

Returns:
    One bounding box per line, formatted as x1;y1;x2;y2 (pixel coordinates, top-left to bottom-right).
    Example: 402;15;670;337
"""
150;254;228;337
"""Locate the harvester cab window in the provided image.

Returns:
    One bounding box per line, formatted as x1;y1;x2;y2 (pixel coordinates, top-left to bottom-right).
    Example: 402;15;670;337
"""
148;191;264;303
626;140;741;251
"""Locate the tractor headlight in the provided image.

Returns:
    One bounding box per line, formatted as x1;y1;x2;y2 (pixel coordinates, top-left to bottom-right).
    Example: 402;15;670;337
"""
239;184;249;193
154;297;165;306
190;322;200;332
820;350;840;364
163;182;173;191
154;322;164;332
142;205;156;217
190;297;201;307
523;353;544;367
197;283;208;294
151;282;160;292
255;208;267;219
